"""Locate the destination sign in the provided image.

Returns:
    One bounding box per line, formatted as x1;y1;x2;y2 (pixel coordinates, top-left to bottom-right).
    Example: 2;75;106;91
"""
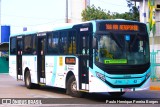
106;24;139;31
98;21;146;32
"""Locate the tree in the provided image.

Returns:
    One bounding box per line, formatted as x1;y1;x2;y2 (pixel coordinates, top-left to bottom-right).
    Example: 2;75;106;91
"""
81;5;111;21
126;0;134;10
130;6;139;21
81;3;139;21
126;0;139;21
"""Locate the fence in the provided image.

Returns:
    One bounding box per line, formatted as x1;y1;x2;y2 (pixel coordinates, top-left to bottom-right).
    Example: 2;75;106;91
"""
150;50;160;81
0;57;9;73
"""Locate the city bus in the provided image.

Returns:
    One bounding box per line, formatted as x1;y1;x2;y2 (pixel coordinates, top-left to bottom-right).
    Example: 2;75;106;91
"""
9;20;151;97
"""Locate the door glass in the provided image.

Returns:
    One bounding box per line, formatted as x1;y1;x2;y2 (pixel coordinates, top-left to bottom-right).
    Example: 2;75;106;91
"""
41;39;45;77
17;39;23;76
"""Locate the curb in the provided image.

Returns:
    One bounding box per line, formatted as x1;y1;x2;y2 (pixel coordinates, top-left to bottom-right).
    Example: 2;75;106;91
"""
150;86;160;91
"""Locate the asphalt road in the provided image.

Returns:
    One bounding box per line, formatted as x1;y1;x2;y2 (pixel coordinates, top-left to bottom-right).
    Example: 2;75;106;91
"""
0;74;160;107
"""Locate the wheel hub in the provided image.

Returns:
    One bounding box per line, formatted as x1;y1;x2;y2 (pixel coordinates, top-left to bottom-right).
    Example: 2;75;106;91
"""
26;76;30;86
71;81;77;92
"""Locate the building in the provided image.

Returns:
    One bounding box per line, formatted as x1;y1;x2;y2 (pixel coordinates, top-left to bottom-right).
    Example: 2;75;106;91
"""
68;0;90;23
132;0;160;48
132;0;160;80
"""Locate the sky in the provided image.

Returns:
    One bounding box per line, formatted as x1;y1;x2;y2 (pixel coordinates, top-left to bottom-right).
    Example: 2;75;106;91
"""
1;0;130;34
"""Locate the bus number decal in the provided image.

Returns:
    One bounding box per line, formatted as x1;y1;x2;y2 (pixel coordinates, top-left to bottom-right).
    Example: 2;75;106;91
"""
65;57;76;65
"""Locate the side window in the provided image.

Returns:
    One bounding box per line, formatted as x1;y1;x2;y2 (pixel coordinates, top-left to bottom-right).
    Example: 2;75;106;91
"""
33;35;37;54
68;30;76;54
47;32;59;54
47;33;53;54
24;35;32;54
17;39;23;50
46;30;77;55
59;31;68;54
10;37;17;55
52;32;59;54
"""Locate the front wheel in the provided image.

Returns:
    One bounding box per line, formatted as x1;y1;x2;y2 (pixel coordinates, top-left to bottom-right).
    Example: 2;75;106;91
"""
66;76;83;97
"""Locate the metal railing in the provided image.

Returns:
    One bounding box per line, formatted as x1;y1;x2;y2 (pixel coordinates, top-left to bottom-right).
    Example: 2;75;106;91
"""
150;50;160;81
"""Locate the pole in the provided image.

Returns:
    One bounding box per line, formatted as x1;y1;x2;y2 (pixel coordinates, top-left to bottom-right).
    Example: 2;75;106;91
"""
66;0;68;23
135;0;136;7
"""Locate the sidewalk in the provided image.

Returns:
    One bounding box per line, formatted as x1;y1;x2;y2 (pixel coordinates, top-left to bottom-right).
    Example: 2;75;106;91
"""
150;81;160;91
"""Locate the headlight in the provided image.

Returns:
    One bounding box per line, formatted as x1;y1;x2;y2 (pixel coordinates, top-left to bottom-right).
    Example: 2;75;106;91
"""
96;71;105;81
146;72;151;80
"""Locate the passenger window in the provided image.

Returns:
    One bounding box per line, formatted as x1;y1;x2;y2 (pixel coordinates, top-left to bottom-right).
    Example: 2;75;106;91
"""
52;32;59;54
47;34;53;54
10;37;17;55
24;35;32;54
68;31;76;54
47;32;59;54
33;35;37;54
60;32;68;54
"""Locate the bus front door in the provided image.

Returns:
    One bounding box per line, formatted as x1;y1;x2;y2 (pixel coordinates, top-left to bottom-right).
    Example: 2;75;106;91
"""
78;32;90;91
37;37;46;84
17;38;23;80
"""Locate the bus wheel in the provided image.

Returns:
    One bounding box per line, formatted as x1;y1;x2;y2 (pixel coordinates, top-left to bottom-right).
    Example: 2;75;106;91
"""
25;71;33;89
67;76;83;97
108;92;125;97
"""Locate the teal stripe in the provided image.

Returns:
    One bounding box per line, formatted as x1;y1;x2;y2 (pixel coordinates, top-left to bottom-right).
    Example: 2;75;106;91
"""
51;56;57;85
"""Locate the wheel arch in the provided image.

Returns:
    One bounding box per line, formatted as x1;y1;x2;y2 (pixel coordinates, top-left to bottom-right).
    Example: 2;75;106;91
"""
65;71;75;88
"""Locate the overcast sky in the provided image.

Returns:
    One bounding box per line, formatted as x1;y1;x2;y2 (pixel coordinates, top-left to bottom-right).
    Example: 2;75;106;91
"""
1;0;130;34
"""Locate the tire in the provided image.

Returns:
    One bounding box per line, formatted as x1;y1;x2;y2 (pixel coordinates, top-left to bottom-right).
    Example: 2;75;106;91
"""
66;76;83;97
25;71;34;89
108;92;125;97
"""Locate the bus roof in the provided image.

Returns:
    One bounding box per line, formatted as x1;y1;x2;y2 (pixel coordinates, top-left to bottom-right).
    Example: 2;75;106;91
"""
52;23;74;31
10;20;144;37
10;23;75;37
90;19;144;24
10;31;37;37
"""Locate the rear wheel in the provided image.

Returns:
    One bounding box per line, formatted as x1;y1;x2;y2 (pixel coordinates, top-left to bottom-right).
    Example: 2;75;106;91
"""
66;76;83;97
25;71;34;89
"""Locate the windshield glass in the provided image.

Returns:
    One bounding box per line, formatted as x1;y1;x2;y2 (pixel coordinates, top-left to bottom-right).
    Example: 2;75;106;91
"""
95;33;150;65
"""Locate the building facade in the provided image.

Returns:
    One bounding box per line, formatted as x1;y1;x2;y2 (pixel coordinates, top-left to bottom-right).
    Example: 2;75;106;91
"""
135;0;160;46
68;0;90;23
134;0;160;80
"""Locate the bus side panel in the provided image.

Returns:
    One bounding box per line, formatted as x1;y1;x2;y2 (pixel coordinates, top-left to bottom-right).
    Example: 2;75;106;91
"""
45;56;66;88
9;55;17;79
45;56;79;89
45;56;56;87
22;56;38;84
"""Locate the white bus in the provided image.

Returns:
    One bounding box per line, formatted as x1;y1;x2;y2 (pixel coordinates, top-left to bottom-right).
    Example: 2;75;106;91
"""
9;20;151;97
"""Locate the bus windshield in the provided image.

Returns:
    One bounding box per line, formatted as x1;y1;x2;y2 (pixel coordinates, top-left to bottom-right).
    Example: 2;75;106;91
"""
95;32;150;65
